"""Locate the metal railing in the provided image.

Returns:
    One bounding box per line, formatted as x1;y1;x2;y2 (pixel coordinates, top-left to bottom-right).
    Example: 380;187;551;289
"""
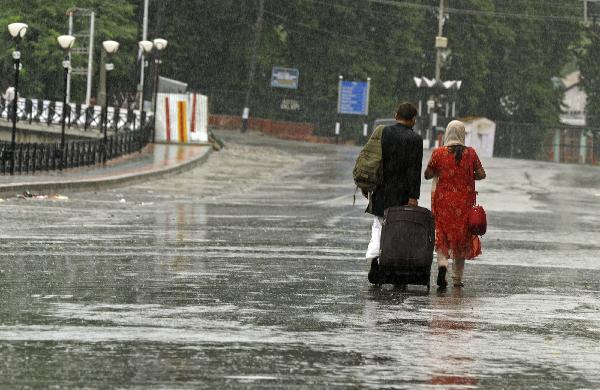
0;121;152;174
0;94;154;175
0;96;154;175
0;97;151;132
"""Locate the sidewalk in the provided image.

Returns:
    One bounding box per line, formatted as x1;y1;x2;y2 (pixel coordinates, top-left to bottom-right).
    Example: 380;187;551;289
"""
0;143;212;196
0;117;103;141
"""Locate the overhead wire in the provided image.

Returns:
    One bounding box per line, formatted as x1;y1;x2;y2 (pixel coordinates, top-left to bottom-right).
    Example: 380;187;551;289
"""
261;17;436;70
286;0;583;27
277;0;587;39
265;3;583;61
368;0;583;22
263;9;450;58
263;1;588;80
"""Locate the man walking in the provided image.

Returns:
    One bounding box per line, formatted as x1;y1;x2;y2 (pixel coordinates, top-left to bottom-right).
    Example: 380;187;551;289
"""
363;102;423;280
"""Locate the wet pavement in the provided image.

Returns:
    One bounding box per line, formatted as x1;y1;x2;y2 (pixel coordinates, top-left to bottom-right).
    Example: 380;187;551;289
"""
0;131;599;388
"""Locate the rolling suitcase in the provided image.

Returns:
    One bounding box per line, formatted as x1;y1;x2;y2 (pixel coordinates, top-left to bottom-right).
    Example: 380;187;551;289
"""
373;206;435;290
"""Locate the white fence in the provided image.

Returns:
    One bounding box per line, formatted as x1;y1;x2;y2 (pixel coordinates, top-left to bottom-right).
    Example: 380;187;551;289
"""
0;97;151;132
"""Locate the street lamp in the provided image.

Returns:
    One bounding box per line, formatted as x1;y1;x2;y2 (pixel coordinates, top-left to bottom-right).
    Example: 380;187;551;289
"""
413;76;462;147
138;40;153;114
151;38;167;142
7;22;28;175
101;40;119;163
57;35;75;171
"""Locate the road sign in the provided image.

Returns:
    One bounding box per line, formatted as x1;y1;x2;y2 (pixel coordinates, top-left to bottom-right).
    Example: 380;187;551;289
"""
337;79;370;115
271;67;299;89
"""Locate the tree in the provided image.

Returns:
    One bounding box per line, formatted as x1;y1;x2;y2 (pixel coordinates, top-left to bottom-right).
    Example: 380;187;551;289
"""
0;0;588;151
442;0;581;158
580;30;600;131
0;0;137;103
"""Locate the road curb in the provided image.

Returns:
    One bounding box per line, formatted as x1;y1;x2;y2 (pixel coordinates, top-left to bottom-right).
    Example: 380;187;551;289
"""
0;147;213;197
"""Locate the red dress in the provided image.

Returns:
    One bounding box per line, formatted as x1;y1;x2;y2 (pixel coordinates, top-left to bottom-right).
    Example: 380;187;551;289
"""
428;147;482;260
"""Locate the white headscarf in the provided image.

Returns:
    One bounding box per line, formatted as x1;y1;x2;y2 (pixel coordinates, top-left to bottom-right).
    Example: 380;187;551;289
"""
444;120;466;147
431;120;466;194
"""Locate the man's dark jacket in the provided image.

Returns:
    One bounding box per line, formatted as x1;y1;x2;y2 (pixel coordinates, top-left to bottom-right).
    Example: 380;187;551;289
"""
370;123;423;217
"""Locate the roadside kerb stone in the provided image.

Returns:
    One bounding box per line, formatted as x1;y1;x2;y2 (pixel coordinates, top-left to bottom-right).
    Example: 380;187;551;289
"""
0;145;212;197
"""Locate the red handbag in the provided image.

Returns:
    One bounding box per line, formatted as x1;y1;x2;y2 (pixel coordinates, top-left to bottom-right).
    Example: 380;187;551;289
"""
468;204;487;235
468;151;487;236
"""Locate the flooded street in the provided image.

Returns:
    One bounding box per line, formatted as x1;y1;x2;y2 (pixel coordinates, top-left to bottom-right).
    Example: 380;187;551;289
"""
0;132;599;388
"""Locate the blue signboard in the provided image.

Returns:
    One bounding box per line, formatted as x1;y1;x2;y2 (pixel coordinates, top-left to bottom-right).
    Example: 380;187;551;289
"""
338;80;370;115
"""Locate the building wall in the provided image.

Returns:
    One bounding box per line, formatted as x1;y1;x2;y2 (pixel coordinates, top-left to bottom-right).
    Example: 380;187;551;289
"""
555;75;598;165
209;115;337;144
560;85;586;127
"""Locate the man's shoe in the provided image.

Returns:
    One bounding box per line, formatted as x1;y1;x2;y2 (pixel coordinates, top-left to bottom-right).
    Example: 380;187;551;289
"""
437;266;448;289
368;257;380;284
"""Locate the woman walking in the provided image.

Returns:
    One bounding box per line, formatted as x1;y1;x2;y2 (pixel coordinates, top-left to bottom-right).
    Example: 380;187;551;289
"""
424;120;486;289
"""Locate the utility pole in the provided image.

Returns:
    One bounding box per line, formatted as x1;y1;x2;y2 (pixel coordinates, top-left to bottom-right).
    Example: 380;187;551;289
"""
138;0;149;110
429;0;447;147
86;12;95;105
67;13;73;103
98;49;106;107
241;0;265;133
435;0;445;81
66;8;95;105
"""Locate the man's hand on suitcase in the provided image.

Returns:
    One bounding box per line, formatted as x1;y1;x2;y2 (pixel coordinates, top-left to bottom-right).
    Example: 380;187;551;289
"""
408;198;418;207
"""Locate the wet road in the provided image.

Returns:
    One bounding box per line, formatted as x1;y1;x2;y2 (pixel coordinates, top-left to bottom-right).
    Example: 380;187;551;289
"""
0;132;599;388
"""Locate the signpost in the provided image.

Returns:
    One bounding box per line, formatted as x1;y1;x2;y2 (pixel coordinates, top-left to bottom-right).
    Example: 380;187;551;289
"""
337;76;370;115
335;76;371;143
271;67;299;89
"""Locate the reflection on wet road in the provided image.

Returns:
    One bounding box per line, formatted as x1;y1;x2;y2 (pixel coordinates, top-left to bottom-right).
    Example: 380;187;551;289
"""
0;132;599;388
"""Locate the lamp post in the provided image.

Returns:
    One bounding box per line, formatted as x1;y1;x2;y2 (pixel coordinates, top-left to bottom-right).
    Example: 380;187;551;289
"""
101;40;119;163
7;22;28;175
151;38;167;143
413;77;462;147
138;40;153;112
57;35;76;171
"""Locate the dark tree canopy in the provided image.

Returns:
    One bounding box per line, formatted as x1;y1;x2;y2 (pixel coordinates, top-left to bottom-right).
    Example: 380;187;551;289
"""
0;0;591;151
